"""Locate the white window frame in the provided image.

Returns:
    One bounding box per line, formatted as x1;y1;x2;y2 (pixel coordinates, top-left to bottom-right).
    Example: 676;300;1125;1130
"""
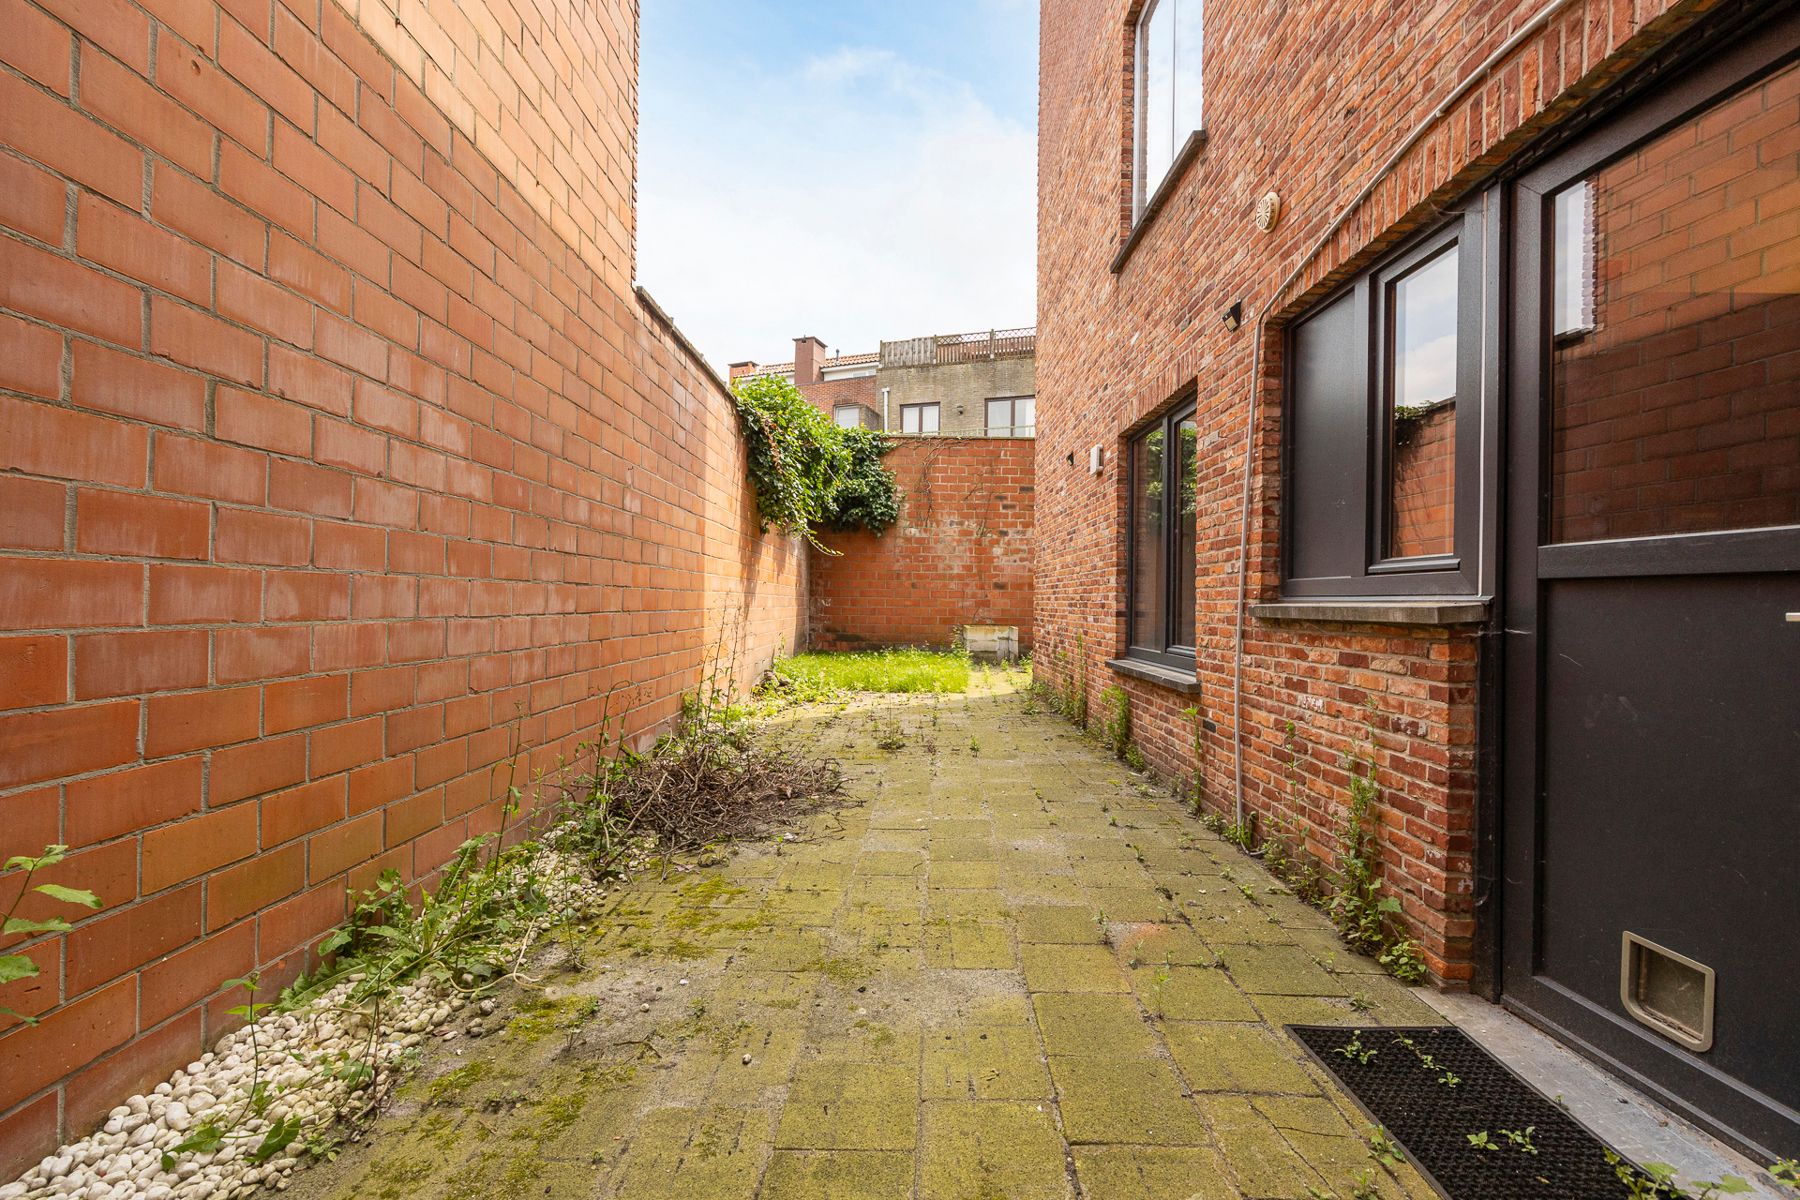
833;404;863;429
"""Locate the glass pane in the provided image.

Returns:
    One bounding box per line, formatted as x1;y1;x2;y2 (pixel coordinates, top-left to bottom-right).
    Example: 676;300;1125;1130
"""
986;398;1010;435
1173;0;1203;138
1551;61;1800;542
901;407;919;433
921;404;939;434
1553;181;1594;336
1140;0;1174;204
1389;246;1459;558
1173;415;1198;647
834;406;859;428
1130;425;1167;650
1016;396;1035;435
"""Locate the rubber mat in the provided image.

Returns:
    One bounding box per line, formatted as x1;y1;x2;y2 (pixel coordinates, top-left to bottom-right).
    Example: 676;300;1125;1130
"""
1288;1024;1651;1198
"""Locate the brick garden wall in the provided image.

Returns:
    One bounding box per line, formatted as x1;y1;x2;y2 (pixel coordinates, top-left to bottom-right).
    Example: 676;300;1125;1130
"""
1035;0;1732;984
0;0;802;1175
810;437;1035;652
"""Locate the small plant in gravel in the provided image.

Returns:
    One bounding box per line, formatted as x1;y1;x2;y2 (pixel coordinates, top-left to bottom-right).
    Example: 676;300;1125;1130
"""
1498;1127;1538;1155
1467;1130;1499;1152
1605;1152;1755;1199
2;846;103;1025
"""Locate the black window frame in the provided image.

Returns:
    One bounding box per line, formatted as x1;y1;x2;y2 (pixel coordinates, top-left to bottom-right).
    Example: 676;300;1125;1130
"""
1281;206;1497;600
1126;397;1198;670
899;402;940;435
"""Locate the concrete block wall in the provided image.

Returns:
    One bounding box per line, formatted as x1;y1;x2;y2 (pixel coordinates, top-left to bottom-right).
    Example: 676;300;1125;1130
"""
0;0;802;1175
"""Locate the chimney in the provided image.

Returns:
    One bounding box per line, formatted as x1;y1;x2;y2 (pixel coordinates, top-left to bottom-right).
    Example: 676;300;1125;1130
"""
727;361;758;381
793;336;827;385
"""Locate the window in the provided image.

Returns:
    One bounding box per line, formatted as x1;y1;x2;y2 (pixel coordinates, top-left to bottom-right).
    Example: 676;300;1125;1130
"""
833;405;863;429
985;396;1036;437
1285;214;1484;597
1128;401;1198;667
1134;0;1204;218
899;403;939;435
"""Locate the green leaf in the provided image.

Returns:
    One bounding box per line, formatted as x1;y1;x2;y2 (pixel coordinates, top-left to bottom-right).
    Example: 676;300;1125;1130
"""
5;845;68;873
252;1115;301;1163
3;916;72;935
0;954;41;985
32;883;101;909
0;1003;40;1027
1714;1178;1752;1195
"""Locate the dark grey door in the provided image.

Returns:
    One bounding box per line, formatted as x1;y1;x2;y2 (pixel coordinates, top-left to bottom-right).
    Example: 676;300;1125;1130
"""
1503;31;1800;1162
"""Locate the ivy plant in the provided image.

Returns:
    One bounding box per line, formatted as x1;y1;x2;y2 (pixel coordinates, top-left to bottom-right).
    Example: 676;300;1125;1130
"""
731;375;898;543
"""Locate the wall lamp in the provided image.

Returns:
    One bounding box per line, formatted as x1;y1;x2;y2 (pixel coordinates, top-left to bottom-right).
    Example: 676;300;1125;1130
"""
1221;301;1244;331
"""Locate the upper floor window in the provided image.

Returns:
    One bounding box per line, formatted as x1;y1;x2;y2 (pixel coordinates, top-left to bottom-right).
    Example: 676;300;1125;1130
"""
833;405;863;429
1135;0;1204;218
986;396;1036;437
900;403;940;435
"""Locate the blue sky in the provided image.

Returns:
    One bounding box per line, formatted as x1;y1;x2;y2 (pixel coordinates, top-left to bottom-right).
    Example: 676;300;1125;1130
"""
637;0;1039;370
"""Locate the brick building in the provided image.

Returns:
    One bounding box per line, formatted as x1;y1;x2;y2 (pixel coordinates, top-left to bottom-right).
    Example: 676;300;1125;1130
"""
0;0;804;1173
1037;0;1797;1160
730;326;1037;438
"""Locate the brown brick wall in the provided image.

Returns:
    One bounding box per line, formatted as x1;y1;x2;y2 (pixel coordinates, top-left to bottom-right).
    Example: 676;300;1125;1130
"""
811;438;1034;651
0;0;802;1173
1036;0;1726;984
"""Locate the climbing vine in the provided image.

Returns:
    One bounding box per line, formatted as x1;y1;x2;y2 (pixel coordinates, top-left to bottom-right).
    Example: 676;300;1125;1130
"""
823;427;901;534
731;375;898;543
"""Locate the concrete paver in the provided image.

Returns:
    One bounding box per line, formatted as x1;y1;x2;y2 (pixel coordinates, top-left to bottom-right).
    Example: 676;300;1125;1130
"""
287;673;1441;1199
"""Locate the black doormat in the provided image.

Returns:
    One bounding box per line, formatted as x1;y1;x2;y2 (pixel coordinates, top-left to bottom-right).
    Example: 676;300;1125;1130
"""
1288;1024;1650;1199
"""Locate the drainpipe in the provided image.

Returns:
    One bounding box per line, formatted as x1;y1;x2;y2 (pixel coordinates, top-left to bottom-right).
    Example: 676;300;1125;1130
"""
881;387;891;432
1227;0;1578;830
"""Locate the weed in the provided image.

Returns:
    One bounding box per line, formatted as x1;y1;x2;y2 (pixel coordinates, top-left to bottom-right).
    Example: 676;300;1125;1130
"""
1467;1131;1498;1152
1;845;104;1025
1605;1152;1754;1199
1100;685;1131;759
1334;1031;1377;1065
1772;1160;1800;1192
766;648;971;698
1499;1127;1537;1155
1367;1126;1405;1168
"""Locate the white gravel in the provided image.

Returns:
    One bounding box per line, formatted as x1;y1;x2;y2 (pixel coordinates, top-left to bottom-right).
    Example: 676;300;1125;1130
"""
3;837;626;1200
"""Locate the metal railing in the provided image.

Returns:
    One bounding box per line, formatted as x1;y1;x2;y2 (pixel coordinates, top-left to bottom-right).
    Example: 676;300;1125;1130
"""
880;326;1036;369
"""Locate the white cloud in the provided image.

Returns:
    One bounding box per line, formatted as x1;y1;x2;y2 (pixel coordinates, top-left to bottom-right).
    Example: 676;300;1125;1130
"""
636;40;1037;371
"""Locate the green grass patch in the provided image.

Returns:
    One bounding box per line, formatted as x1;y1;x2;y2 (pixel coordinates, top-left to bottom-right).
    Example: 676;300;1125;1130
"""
770;649;970;697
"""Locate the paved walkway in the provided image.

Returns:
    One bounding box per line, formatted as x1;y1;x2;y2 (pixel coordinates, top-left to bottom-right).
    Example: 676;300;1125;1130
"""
292;674;1445;1200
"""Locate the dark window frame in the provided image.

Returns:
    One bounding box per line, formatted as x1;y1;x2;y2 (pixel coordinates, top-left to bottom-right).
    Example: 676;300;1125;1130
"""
899;402;940;435
1126;397;1198;670
1281;208;1495;600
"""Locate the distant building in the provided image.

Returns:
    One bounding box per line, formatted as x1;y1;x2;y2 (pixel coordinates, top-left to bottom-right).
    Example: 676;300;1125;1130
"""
729;327;1036;438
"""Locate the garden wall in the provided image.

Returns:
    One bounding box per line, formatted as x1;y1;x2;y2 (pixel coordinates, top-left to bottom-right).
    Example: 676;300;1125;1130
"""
810;437;1035;652
0;0;803;1175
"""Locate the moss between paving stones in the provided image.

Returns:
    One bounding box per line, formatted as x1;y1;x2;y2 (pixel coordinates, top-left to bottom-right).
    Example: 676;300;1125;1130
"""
277;681;1444;1200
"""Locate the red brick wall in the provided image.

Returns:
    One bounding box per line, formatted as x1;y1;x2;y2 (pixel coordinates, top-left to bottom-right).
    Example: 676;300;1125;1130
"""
1392;405;1456;558
1036;0;1729;984
800;373;879;425
1552;62;1800;542
811;437;1034;651
0;0;802;1174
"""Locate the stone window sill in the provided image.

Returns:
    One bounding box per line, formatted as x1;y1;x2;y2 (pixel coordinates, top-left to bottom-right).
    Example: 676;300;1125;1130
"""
1111;130;1208;275
1105;657;1203;694
1250;600;1491;626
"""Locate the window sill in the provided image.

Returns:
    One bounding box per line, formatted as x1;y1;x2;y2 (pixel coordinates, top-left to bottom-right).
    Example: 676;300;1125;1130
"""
1105;657;1203;694
1250;600;1490;626
1110;130;1208;275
